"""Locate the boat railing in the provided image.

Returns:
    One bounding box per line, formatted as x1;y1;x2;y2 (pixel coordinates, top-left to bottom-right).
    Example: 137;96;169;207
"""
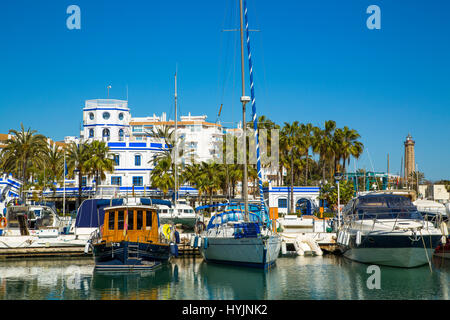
345;209;444;232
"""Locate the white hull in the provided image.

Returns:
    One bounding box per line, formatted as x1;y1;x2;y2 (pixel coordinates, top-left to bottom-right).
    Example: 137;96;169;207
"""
200;235;281;268
0;235;88;249
344;247;435;268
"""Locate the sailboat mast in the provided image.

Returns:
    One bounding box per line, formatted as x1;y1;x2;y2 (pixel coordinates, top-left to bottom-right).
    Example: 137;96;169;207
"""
243;0;265;219
239;0;249;220
174;71;178;202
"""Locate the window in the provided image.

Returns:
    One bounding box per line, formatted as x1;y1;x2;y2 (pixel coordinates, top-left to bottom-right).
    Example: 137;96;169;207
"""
108;211;115;230
128;210;134;230
103;112;110;120
132;126;143;133
137;210;143;230
113;154;120;166
117;210;124;230
102;128;110;137
146;211;152;228
111;176;122;186
135;154;141;166
118;129;124;141
118;113;124;120
278;198;287;208
89;112;94;120
81;177;87;187
89;129;94;138
132;176;143;186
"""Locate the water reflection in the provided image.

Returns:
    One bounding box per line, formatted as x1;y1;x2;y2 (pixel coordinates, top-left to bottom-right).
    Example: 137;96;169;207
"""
91;266;174;300
0;255;448;300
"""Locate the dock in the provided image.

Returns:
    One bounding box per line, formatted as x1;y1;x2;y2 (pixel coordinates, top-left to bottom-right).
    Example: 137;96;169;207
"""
0;246;92;259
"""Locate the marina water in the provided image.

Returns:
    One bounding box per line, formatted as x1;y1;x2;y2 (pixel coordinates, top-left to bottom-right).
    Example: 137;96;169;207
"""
0;255;448;300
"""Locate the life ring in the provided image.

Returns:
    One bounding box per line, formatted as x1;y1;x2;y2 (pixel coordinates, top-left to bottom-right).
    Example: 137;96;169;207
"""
0;217;7;228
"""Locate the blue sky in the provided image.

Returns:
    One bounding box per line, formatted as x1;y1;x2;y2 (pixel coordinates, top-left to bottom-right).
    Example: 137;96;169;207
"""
0;0;449;181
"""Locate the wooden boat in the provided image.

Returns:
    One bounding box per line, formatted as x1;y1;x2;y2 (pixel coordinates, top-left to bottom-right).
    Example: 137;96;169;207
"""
90;200;174;271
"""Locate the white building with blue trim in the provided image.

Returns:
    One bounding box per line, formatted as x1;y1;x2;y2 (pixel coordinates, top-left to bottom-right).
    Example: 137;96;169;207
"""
64;99;225;196
263;184;321;215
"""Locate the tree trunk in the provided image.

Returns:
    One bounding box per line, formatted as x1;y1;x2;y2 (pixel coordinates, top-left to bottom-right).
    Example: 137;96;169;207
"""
77;167;82;209
305;150;308;185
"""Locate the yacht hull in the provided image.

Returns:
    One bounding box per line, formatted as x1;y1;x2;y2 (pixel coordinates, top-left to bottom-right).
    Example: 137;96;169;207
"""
342;234;442;268
93;241;170;271
200;235;281;268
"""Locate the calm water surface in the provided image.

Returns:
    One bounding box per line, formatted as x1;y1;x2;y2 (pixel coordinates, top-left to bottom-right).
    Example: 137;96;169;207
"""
0;255;448;300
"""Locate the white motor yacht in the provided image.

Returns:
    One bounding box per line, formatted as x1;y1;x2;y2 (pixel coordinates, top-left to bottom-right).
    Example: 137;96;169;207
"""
337;193;444;268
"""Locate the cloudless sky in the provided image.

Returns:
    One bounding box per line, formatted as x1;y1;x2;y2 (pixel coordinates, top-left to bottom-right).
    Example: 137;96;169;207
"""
0;0;449;181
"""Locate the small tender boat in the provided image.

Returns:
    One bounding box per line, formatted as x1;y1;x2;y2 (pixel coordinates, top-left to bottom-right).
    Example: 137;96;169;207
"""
337;193;444;268
89;198;176;271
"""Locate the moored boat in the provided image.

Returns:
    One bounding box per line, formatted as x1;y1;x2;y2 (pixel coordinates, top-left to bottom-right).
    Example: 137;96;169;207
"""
90;198;175;271
337;193;444;268
198;203;281;268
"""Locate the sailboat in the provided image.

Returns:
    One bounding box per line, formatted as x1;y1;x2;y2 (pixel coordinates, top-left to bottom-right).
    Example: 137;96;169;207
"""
198;0;281;268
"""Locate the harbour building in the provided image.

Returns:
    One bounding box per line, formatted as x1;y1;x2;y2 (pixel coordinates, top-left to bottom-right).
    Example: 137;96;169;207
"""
64;99;224;196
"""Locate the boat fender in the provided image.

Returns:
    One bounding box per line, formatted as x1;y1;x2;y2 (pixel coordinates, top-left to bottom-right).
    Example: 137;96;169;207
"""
190;235;195;248
281;241;287;255
174;230;180;244
197;236;202;248
0;217;7;229
440;222;448;236
84;241;91;254
337;231;343;244
344;232;350;246
203;237;208;249
356;231;362;246
170;243;179;257
193;236;198;248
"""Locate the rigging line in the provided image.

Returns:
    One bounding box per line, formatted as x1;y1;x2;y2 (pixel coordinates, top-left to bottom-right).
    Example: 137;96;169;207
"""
366;148;381;190
217;0;233;121
249;0;269;116
244;0;265;216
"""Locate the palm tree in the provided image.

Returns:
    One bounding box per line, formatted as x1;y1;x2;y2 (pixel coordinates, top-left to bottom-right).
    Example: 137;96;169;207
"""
199;162;222;205
312;120;336;182
44;144;65;186
0;124;47;197
84;140;114;189
66;141;90;207
339;126;364;173
300;123;314;185
150;156;174;198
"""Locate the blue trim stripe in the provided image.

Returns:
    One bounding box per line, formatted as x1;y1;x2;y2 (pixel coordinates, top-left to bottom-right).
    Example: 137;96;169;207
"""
108;142;127;147
83;108;130;112
83;124;129;127
129;142;147;147
109;148;167;151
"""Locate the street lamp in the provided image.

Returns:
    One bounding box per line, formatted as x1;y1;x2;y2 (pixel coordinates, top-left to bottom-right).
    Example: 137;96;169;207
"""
334;172;343;228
